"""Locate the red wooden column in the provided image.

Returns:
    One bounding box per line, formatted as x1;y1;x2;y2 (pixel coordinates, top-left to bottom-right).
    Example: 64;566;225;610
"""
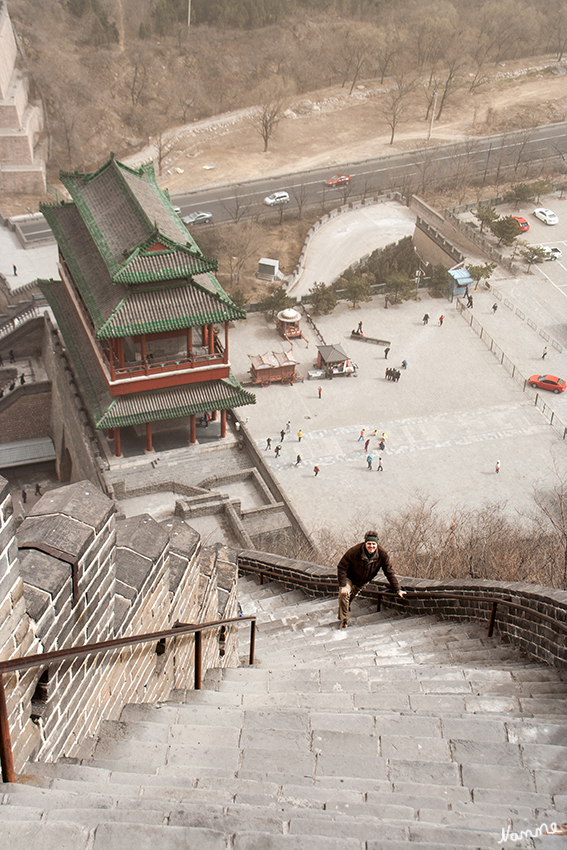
114;427;122;457
190;414;197;443
212;410;217;421
146;422;153;453
187;327;193;363
208;324;215;356
202;325;208;346
108;340;115;380
220;409;227;437
224;322;229;364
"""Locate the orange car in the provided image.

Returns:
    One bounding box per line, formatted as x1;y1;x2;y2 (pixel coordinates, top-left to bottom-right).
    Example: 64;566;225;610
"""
325;174;351;187
511;216;529;232
528;374;566;393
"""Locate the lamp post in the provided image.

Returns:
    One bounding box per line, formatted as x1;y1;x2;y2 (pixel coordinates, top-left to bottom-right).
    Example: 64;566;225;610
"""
188;0;191;28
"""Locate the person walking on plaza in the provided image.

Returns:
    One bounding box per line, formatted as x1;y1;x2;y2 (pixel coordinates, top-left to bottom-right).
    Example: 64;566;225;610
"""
542;347;547;360
313;465;320;477
422;313;429;325
364;438;370;453
337;531;406;629
280;429;285;442
318;386;322;399
274;445;281;458
35;483;42;496
377;457;383;472
295;454;302;467
492;303;498;314
298;429;303;442
438;315;445;326
266;437;272;450
357;428;365;442
357;321;363;335
495;460;500;474
21;489;27;504
13;264;17;276
384;346;390;360
285;421;291;434
367;454;373;470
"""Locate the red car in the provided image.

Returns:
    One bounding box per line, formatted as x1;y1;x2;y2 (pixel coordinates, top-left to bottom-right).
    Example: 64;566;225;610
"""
528;374;566;393
326;174;351;187
511;216;529;232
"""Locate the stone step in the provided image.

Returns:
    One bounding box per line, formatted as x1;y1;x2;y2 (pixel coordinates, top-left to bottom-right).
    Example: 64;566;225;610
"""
9;574;567;849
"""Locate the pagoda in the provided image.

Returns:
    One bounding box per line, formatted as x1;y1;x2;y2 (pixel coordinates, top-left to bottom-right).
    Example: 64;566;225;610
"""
39;155;255;457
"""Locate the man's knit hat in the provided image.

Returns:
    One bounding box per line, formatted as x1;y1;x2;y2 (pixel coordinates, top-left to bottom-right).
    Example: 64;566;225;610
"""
364;532;379;543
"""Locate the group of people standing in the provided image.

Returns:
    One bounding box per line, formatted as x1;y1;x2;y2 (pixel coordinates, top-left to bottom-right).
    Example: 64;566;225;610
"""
385;367;401;382
266;421;319;476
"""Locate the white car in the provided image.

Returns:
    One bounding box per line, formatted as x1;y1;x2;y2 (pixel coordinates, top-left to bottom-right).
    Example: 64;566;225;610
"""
533;208;559;225
182;211;213;225
540;246;563;261
264;191;290;206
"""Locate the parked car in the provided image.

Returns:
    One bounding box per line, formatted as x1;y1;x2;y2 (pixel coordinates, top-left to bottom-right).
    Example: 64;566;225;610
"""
325;174;351;187
182;211;213;225
533;208;559;225
540;246;563;261
173;206;182;214
511;215;529;232
528;374;566;393
264;191;290;206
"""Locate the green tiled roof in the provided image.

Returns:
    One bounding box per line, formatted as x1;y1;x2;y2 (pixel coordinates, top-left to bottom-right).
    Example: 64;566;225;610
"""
39;156;245;338
98;276;246;338
113;232;217;285
96;374;256;430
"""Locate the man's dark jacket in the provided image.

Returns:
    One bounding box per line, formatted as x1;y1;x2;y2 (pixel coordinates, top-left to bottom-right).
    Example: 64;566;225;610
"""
337;542;401;592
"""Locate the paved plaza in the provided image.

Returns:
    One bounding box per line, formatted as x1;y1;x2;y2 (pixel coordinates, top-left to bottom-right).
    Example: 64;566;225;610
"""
3;200;567;546
229;286;567;540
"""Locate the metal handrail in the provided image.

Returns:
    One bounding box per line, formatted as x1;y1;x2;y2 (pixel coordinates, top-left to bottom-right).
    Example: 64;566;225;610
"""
238;562;567;636
0;614;256;785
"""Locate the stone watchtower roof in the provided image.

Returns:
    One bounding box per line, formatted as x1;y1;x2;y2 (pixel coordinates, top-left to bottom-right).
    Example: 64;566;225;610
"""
39;156;246;338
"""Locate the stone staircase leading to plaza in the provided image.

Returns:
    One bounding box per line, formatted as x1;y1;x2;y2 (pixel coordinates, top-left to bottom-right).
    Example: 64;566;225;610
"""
1;575;566;849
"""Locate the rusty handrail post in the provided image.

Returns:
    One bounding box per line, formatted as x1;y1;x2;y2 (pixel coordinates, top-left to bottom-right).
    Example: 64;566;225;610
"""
488;601;498;637
0;674;15;784
194;631;202;690
249;619;256;665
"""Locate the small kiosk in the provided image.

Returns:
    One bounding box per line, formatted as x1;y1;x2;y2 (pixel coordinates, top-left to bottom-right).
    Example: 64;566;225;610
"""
275;308;308;344
316;343;357;378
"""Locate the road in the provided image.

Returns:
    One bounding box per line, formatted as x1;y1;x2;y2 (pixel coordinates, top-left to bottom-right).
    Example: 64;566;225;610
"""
17;122;567;244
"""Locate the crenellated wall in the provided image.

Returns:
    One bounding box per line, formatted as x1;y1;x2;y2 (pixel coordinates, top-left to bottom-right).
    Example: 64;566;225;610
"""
0;476;240;773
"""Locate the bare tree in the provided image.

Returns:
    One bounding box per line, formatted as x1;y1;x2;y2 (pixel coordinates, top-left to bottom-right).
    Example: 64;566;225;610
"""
251;79;293;152
339;27;375;95
290;180;309;220
382;69;416;145
220;187;254;224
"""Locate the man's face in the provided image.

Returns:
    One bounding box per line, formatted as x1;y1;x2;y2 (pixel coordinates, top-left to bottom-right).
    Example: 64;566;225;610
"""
365;541;378;554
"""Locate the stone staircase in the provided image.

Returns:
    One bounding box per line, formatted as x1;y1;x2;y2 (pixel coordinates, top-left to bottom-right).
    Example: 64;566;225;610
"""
1;575;567;849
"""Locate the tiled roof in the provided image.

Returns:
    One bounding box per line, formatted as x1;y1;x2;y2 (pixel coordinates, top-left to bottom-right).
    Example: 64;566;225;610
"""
113;233;217;285
98;278;246;338
41;202;127;330
96;375;256;430
59;157;190;271
38;278;112;423
40;156;245;338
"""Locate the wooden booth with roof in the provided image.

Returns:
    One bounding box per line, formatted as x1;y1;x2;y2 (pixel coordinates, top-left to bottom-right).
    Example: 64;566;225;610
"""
316;343;357;378
248;349;299;387
39;155;255;457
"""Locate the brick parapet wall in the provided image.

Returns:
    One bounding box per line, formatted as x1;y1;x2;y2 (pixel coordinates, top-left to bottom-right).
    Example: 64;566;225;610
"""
1;479;241;772
237;550;567;670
